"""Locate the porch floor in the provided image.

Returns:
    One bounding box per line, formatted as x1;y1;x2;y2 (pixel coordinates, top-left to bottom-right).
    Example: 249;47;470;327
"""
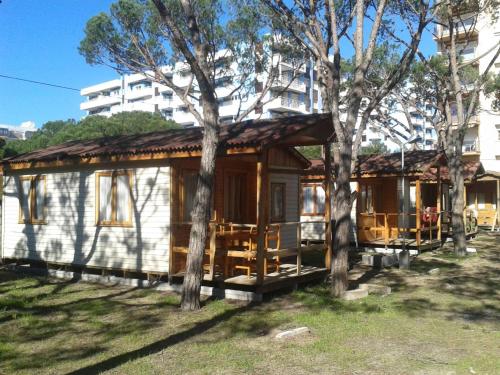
357;238;442;251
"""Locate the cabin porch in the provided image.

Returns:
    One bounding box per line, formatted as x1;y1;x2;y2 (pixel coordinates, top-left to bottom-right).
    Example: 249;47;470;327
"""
169;150;330;293
356;176;444;250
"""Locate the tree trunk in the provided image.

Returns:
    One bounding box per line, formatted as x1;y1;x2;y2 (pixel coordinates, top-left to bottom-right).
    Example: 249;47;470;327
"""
448;150;467;256
331;143;353;297
181;106;219;311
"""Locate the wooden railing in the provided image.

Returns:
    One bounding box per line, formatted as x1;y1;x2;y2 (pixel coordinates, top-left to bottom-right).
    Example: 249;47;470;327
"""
170;220;328;280
358;211;442;247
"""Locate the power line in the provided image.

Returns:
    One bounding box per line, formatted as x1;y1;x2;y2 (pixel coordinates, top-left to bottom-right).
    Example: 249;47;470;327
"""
0;73;80;92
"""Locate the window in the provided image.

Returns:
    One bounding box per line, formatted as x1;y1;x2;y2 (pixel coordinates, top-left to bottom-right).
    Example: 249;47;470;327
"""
359;184;374;213
19;175;46;224
224;172;247;222
96;171;132;226
301;184;325;215
496;125;500;140
181;170;198;221
270;183;286;222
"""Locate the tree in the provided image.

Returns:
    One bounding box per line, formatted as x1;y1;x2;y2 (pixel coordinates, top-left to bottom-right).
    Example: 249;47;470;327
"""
1;112;177;158
262;0;432;296
80;0;303;310
405;0;500;256
360;140;389;155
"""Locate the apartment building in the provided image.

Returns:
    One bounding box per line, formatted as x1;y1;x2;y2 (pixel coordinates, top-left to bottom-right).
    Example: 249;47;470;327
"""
435;1;500;172
0;121;36;141
80;57;321;127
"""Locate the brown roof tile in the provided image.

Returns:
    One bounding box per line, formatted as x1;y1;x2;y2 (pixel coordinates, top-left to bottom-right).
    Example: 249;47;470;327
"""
4;113;332;164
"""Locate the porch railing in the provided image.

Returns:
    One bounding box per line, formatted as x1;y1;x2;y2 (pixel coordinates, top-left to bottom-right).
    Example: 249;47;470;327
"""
358;211;443;247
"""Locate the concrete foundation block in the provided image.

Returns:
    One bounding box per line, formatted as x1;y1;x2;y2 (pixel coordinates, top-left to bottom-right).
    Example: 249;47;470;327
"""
361;253;398;268
359;283;391;296
275;327;311;339
342;288;369;301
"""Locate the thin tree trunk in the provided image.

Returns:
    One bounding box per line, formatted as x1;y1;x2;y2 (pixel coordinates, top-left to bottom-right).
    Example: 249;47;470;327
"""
447;150;467;256
332;143;353;297
181;106;219;311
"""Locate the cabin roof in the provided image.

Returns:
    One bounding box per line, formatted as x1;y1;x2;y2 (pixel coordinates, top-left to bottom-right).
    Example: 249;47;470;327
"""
421;161;485;182
305;150;445;178
3;113;333;166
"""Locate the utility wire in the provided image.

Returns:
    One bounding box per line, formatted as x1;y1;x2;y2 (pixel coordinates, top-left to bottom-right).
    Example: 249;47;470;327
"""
0;73;80;92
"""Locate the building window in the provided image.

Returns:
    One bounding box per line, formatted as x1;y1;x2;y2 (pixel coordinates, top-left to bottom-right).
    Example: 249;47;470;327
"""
224;172;247;222
496;124;500;141
301;183;325;215
270;183;286;222
19;175;46;224
96;171;132;226
359;184;374;213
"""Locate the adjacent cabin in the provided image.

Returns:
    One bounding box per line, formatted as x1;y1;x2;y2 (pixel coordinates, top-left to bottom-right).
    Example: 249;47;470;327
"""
302;151;449;251
1;114;334;295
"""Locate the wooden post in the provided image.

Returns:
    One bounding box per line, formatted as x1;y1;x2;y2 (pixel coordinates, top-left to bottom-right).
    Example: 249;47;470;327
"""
168;166;176;279
463;184;467;223
296;223;302;275
324;143;333;270
416;180;421;246
256;150;268;285
208;222;216;281
384;213;388;246
437;167;442;242
496;179;500;229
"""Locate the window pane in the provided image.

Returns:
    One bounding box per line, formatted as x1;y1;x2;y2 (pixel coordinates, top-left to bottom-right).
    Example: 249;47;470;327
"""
99;175;112;222
316;186;326;214
33;177;44;220
271;184;284;221
21;179;31;221
303;187;314;214
183;172;198;221
116;174;131;222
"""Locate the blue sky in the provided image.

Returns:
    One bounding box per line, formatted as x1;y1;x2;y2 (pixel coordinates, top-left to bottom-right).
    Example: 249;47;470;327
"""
0;0;437;128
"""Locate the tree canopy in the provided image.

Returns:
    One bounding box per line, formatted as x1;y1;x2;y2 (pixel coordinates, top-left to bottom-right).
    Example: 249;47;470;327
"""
1;111;178;159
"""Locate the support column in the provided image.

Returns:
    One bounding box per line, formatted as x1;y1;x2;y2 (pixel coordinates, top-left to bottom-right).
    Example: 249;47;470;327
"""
324;143;333;270
256;149;269;285
496;179;500;229
437;167;442;242
416;180;421;246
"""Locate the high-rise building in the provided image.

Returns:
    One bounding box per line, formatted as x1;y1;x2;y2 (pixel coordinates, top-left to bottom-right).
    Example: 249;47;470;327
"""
80;58;322;127
434;2;500;172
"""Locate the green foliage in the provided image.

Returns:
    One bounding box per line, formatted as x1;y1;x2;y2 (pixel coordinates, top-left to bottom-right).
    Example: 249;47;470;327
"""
360;140;389;155
1;112;178;158
79;0;273;97
296;146;322;159
484;72;500;111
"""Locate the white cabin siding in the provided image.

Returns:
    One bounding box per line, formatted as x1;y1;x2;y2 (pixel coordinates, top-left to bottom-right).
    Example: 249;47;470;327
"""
269;173;299;249
2;166;170;273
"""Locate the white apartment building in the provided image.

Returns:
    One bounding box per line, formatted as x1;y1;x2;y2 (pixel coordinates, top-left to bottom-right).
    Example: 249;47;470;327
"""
435;2;500;172
81;57;321;127
0;121;36;141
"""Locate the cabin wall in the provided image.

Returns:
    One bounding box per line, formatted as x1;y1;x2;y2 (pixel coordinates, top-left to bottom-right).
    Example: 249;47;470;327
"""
2;165;170;272
269;173;299;249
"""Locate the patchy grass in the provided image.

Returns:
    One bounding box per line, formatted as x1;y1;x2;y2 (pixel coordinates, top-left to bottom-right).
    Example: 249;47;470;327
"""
0;232;499;374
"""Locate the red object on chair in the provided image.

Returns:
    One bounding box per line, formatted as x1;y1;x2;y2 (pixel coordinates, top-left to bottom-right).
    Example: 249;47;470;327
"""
421;207;438;224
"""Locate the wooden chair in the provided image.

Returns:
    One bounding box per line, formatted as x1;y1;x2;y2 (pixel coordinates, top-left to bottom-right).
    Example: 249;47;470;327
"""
265;224;281;273
232;224;281;277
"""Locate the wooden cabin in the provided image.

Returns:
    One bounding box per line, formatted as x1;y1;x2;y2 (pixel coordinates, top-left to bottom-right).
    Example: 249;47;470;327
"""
465;170;499;230
300;151;451;251
353;151;446;251
1;114;334;296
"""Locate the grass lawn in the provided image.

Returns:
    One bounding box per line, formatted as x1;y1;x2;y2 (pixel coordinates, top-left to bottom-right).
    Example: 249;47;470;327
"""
0;232;499;375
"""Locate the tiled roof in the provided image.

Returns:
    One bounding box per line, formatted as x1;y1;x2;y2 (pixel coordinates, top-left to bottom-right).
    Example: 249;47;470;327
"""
4;113;332;164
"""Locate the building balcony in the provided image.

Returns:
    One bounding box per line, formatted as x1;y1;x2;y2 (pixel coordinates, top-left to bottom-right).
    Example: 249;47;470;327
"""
451;114;480;127
462;139;480;154
80;95;121;111
434;19;478;42
267;96;307;113
271;76;307;93
126;88;154;101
